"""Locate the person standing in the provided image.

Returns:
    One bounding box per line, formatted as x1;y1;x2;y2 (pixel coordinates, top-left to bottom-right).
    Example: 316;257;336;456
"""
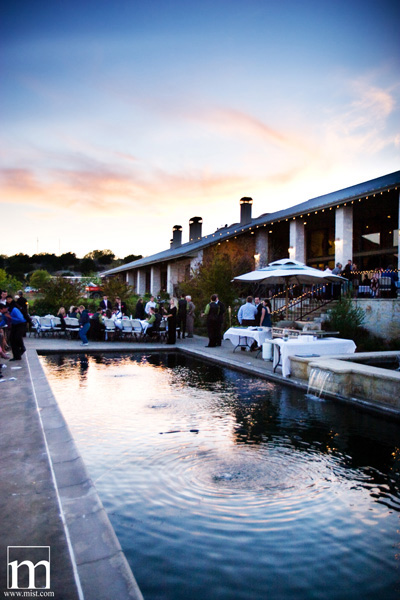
0;304;26;361
0;290;7;306
114;296;127;316
166;299;177;344
237;296;258;326
203;294;220;347
215;294;226;346
260;299;272;327
78;305;90;346
100;295;112;311
254;297;262;326
332;263;342;299
145;296;157;315
185;295;195;338
134;298;145;319
177;294;187;339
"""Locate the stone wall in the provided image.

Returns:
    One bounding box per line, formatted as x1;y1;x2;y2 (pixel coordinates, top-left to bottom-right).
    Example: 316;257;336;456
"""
353;298;400;341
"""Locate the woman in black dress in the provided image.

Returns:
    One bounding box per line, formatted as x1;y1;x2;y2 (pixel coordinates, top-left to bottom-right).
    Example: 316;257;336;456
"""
166;298;177;344
134;298;145;319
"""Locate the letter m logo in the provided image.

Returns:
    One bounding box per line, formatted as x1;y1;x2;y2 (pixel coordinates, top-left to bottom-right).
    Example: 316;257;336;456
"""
7;546;50;589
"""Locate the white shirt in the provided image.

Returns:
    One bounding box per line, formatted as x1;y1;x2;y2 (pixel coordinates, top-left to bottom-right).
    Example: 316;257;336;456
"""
237;303;258;324
145;300;157;314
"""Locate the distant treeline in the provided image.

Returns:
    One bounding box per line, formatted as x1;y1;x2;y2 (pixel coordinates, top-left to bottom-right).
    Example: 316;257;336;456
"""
0;249;142;281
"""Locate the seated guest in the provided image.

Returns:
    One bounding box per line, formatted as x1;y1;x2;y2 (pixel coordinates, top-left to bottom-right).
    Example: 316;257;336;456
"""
89;308;104;340
141;307;156;333
237;296;258;326
68;306;79;319
111;308;123;329
57;307;67;331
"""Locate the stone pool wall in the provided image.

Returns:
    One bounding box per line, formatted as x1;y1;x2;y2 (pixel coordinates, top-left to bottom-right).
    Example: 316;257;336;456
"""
352;298;400;341
291;352;400;415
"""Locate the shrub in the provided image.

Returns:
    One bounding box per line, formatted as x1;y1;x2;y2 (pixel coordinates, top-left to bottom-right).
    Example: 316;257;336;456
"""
32;277;83;315
30;269;52;291
0;268;23;295
326;295;366;342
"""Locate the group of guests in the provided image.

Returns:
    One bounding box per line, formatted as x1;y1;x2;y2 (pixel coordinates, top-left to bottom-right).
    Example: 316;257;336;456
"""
53;294;198;345
0;289;29;365
331;261;398;297
133;294;196;344
237;296;272;328
202;294;226;348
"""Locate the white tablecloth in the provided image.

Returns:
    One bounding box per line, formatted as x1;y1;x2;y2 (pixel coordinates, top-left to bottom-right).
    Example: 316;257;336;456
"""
266;337;356;377
224;327;272;351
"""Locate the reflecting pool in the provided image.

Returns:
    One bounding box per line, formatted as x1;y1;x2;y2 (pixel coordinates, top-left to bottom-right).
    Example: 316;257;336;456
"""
40;353;400;600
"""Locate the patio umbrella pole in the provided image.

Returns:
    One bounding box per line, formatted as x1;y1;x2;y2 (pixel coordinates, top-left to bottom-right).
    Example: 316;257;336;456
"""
285;284;289;320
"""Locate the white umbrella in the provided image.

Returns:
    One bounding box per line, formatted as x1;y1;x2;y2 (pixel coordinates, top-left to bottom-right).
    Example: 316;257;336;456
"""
234;258;345;318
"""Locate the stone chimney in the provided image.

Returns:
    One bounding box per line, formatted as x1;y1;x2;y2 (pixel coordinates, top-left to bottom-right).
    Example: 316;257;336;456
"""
171;225;182;249
240;197;253;225
189;216;203;242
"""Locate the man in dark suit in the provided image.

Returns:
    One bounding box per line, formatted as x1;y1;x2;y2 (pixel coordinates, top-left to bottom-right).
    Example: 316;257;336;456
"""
177;294;187;339
100;295;112;311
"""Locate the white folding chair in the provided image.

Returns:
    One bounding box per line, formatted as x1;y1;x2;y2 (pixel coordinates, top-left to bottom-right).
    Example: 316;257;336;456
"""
29;316;42;337
65;317;80;338
51;316;65;337
131;319;144;341
120;319;133;339
103;318;116;341
39;316;54;336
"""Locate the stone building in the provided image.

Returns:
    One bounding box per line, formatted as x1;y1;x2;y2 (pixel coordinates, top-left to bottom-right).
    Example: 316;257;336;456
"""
102;170;400;296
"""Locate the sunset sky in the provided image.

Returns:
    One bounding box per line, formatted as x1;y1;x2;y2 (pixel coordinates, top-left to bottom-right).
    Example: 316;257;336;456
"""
1;0;399;259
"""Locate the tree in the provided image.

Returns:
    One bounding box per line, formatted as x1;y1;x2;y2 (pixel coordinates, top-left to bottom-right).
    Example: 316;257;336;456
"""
178;249;241;314
33;277;83;315
58;252;79;270
0;268;23;294
123;254;143;264
31;253;58;271
30;269;52;291
83;249;115;265
6;253;32;279
79;258;97;275
102;277;133;301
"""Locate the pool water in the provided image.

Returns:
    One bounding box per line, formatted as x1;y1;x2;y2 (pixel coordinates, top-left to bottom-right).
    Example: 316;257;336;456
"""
41;353;400;600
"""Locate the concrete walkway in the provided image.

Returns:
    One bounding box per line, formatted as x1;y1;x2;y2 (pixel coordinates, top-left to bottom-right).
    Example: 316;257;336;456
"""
0;334;303;599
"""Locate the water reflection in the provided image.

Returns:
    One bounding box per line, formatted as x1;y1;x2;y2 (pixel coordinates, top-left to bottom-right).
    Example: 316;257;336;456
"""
41;352;400;600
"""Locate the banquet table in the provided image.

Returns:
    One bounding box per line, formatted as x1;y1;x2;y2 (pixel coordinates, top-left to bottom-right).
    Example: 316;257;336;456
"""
265;336;356;377
223;327;272;352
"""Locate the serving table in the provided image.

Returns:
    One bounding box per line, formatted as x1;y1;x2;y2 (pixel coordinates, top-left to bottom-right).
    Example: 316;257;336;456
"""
264;336;356;377
223;327;272;352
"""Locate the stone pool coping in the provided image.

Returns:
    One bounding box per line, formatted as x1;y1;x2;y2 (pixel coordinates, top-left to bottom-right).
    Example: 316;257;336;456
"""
290;351;400;417
26;344;145;600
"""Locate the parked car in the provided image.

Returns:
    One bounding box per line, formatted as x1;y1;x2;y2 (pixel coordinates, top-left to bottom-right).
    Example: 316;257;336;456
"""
24;286;38;293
